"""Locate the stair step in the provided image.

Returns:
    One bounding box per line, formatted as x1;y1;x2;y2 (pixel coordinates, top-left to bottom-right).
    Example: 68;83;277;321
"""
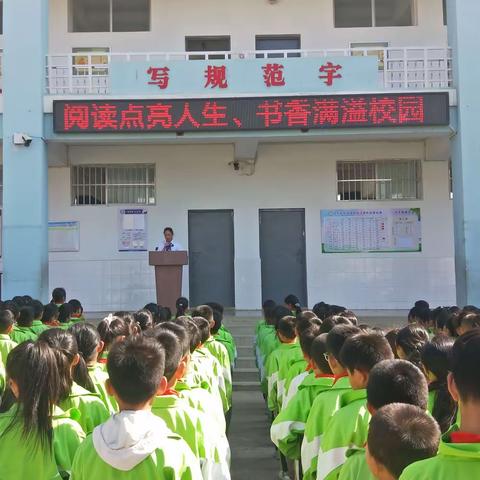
233;368;259;383
236;357;257;369
234;381;261;391
225;325;257;335
233;335;255;347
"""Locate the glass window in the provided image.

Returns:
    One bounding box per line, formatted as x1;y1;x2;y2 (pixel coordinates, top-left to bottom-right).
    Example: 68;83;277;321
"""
71;0;110;32
112;0;150;32
255;35;301;58
337;160;422;201
375;0;413;27
72;47;109;76
71;165;155;206
334;0;372;28
185;36;231;60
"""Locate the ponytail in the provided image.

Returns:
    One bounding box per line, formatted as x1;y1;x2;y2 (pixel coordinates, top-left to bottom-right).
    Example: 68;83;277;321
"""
284;294;302;315
97;315;130;354
396;324;429;369
4;341;60;450
429;381;457;433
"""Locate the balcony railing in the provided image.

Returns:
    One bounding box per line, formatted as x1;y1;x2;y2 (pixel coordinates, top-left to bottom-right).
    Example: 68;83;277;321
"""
46;47;452;95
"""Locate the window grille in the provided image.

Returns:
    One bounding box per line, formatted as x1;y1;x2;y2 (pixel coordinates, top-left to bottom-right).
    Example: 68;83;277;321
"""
71;164;155;206
337;160;422;201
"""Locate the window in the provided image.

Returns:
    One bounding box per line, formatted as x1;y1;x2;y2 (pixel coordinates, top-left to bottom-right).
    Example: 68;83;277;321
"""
350;42;388;70
72;47;109;76
255;35;301;58
185;36;231;60
71;165;155;206
70;0;150;32
337;160;422;201
334;0;414;28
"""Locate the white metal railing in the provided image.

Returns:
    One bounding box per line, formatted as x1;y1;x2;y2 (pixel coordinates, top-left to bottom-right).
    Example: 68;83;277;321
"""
45;47;453;95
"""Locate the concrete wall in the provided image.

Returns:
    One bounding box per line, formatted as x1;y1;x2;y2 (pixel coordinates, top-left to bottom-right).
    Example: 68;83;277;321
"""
46;0;447;53
48;140;455;311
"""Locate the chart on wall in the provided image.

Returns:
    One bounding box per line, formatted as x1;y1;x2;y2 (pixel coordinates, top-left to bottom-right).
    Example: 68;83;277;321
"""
320;208;421;253
118;209;148;252
48;221;80;252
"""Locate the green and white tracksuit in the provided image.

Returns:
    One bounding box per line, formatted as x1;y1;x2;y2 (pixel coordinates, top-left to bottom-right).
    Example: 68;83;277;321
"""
0;334;17;365
87;364;119;414
271;374;334;460
337;447;374;480
315;389;370;480
301;376;351;480
70;410;202;480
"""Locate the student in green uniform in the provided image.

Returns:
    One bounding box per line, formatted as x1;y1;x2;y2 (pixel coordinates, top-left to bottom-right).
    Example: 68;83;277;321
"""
71;335;202;480
255;299;276;370
338;359;430;480
265;315;303;414
315;332;394;480
421;335;457;433
0;341;61;479
134;309;154;332
69;322;118;414
30;300;50;336
42;303;61;327
367;404;440;479
395;324;429;369
271;333;334;461
11;306;39;343
0;358;5;396
147;327;231;480
285;294;303;317
210;307;237;368
68;300;85;324
400;329;480;479
51;287;67;307
58;304;74;330
301;324;360;480
0;309;17;364
97;315;131;366
39;328;110;434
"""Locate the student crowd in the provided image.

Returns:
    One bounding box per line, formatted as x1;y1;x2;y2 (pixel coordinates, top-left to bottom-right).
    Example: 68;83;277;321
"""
256;295;480;480
0;288;236;479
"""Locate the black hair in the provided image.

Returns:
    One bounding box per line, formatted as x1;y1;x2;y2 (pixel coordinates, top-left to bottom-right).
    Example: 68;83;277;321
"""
415;300;430;310
458;312;480;333
191;305;214;324
277;316;296;341
51;288;66;304
38;328;93;398
450;329;480;402
4;301;19;320
272;305;292;329
41;304;59;325
68;299;83;315
175;317;201;353
22;295;33;306
3;341;60;450
433;306;460;333
145;328;182;381
0;309;14;333
154;322;190;357
408;306;431;328
396;324;429;368
134;310;154;331
326;325;361;361
263;299;276;311
205;302;224;315
18;306;34;327
385;329;400;358
299;325;322;357
285;294;302;315
190;316;210;345
296;314;322;336
97;315;130;353
310;334;333;375
421;335;457;433
263;300;277;326
211;309;223;335
58;304;72;325
144;303;161;324
341;310;358;326
160;307;172;322
368;403;440;479
312;302;330;321
175;297;189;318
12;296;26;307
163;227;174;235
320;315;352;334
114;311;141;335
340;333;394;373
31;300;44;320
367;359;428;411
108;336;166;405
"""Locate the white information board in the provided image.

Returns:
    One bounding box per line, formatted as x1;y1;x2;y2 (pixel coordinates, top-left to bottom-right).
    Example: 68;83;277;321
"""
118;209;148;252
49;221;80;252
321;208;421;253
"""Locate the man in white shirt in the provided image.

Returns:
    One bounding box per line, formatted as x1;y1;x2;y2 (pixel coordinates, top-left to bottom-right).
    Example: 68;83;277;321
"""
157;227;184;251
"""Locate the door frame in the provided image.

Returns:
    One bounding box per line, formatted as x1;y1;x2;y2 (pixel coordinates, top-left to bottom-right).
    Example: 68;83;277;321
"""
187;209;236;307
259;208;308;306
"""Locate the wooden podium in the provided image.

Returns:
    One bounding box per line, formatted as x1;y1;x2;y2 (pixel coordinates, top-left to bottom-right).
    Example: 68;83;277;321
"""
149;251;188;312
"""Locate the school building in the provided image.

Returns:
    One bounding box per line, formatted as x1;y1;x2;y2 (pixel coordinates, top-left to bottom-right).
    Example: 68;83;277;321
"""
1;0;478;312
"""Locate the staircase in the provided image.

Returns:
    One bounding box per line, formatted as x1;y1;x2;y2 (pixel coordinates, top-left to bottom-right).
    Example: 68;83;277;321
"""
224;313;260;391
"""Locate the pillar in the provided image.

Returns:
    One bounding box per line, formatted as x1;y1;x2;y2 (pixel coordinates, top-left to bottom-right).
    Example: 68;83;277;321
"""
448;0;480;306
2;0;49;300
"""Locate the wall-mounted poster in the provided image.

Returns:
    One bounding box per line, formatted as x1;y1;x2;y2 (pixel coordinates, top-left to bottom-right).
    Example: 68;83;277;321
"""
118;209;148;252
321;208;421;253
49;221;80;252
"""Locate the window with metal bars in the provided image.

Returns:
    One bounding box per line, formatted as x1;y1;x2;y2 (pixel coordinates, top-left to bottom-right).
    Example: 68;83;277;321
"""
71;164;155;206
336;160;422;201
